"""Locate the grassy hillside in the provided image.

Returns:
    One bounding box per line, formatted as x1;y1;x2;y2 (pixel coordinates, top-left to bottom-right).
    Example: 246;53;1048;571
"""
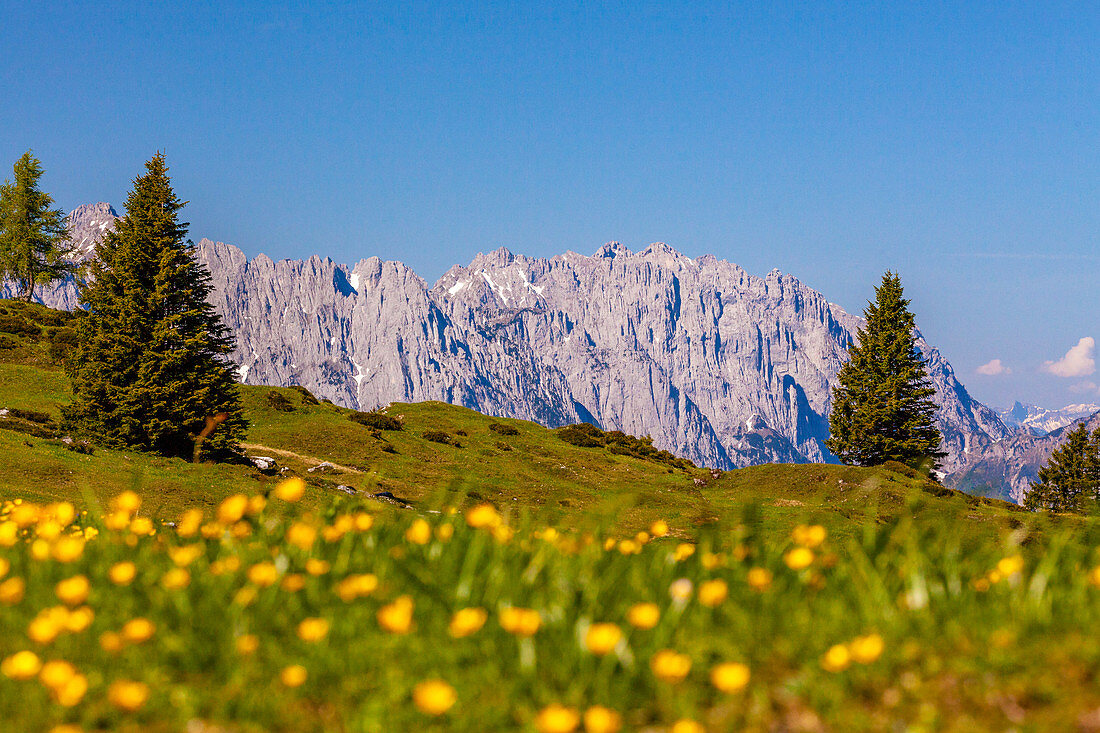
0;300;1031;540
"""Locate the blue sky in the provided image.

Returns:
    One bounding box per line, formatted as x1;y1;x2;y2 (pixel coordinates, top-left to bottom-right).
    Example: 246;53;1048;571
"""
2;1;1097;409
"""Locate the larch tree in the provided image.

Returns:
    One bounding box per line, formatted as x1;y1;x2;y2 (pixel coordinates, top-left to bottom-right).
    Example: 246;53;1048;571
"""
0;151;75;302
826;272;945;470
64;153;246;460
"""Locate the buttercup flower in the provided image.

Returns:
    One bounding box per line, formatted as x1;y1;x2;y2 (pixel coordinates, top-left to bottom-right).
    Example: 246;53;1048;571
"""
710;662;751;692
584;623;622;655
413;679;457;716
535;704;580;733
626;602;660;630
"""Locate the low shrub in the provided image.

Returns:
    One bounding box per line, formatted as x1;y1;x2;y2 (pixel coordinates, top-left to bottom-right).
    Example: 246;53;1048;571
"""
0;315;40;339
265;390;295;412
289;385;320;405
556;422;604;448
8;408;52;424
349;411;404;431
489;422;519;436
0;334;19;350
423;430;460;447
48;327;79;364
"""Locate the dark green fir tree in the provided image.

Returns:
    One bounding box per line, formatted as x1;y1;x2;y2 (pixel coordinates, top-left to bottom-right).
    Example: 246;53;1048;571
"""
64;153;246;460
0;151;75;302
1023;423;1100;512
826;272;944;470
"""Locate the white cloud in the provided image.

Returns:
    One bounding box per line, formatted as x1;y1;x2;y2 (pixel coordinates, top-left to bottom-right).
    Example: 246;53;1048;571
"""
1042;337;1096;378
975;359;1011;376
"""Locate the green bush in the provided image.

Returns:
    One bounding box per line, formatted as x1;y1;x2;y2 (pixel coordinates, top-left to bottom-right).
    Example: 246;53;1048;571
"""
0;334;19;350
265;390;295;412
47;327;78;364
556;422;604;448
349;411;404;431
489;422;519;436
289;385;320;405
0;314;41;339
423;430;460;447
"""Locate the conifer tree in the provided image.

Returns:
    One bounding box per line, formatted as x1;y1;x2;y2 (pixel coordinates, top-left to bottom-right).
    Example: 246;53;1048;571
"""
1023;423;1100;512
0;151;75;302
826;272;944;470
64;153;246;459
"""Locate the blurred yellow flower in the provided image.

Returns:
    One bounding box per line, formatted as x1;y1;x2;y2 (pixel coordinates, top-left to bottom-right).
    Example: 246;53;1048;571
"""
669;578;693;602
499;607;541;637
821;643;850;672
297;617;330;642
169;544;203;567
626;602;660;630
248;562;279;587
465;504;501;529
162;568;191;590
792;524;827;548
996;555;1025;578
55;575;89;606
236;634;259;655
177;509;203;537
99;631;123;653
108;680;149;711
39;659;76;690
436;523;454;542
710;662;750;693
378;596;415;634
0;521;18;546
336;573;378;602
583;706;622;733
406;518;432;545
448;607;488;638
0;577;24;605
217;494;249;525
64;606;94;633
535;703;580;733
280;664;307;687
670;720;705;733
849;634;884;664
584;623;622;655
353;512;375;531
1089;566;1100;588
305;559;330;576
286;522;317;550
698;579;728;607
121;618;156;644
53;673;88;706
274;477;306;502
0;557;8;579
649;519;669;537
111;491;141;515
673;543;695;561
784;547;814;570
1;650;41;679
247;494;266;515
412;678;457;716
281;573;306;592
650;649;692;683
51;536;85;563
747;567;773;591
129;516;155;536
109;562;137;586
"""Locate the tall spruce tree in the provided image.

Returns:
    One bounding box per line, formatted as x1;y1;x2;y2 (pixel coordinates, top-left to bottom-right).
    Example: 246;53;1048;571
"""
64;153;246;460
0;151;75;302
826;272;944;470
1023;423;1100;512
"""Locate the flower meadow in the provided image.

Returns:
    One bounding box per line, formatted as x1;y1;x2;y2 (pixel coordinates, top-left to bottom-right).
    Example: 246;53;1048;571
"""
2;482;1100;731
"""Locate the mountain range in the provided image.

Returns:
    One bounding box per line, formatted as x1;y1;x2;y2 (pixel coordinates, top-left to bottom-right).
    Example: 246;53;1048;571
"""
15;202;1095;503
996;401;1100;436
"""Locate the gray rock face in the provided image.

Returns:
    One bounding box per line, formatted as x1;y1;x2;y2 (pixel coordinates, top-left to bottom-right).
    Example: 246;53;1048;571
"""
945;410;1100;503
27;203;1013;490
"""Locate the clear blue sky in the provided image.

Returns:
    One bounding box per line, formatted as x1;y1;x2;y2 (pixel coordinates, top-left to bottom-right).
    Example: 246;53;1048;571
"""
2;1;1097;410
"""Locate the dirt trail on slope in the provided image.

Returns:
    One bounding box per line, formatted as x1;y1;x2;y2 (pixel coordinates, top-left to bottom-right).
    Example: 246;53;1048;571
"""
239;443;364;474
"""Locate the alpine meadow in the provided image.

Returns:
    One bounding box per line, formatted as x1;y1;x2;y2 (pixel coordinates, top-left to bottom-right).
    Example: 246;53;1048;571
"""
3;5;1100;733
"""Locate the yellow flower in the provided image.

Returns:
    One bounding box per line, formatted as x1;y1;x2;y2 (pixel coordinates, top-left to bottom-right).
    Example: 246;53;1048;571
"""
108;680;149;712
51;536;85;563
31;539;50;561
535;704;580;733
11;502;40;527
584;623;622;655
784;547;814;570
710;662;751;693
412;679;457;716
39;659;76;690
297;617;330;642
286;522;318;550
274;477;306;502
248;562;279;587
236;634;259;655
169;544;204;567
673;543;695;561
55;575;90;606
53;673;87;706
650;649;692;683
217;494;249;524
104;511;131;531
583;706;622;733
281;574;306;592
47;726;83;733
626;602;660;630
305;558;330;576
849;634;884;664
353;512;375;531
129;516;155;536
121;618;156;644
702;552;725;570
1;650;41;679
792;524;827;548
465;504;501;529
28;613;64;644
65;606;94;633
747;567;773;591
109;562;137;586
406;519;432;545
0;521;18;546
669;578;693;602
996;555;1025;578
99;631;124;653
0;577;25;605
492;525;515;544
176;508;203;537
698;579;728;607
436;524;454;542
162;567;191;590
111;491;141;515
378;596;415;634
448;607;488;638
499;607;541;637
336;573;378;602
1089;566;1100;588
0;557;7;580
617;539;639;555
37;521;62;540
821;643;850;672
649;519;669;537
280;665;307;687
670;720;705;733
247;494;266;515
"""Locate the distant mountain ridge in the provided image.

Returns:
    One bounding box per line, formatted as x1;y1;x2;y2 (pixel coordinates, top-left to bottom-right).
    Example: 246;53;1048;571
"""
997;401;1100;436
17;202;1022;494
